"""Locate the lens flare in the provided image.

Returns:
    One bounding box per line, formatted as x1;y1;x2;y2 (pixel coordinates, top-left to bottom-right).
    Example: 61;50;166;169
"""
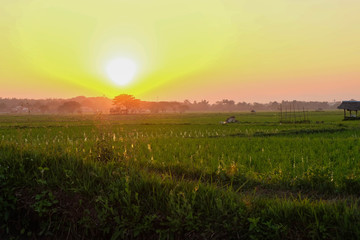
106;58;137;86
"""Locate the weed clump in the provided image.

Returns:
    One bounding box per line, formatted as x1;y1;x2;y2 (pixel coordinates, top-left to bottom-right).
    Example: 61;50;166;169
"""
95;138;114;163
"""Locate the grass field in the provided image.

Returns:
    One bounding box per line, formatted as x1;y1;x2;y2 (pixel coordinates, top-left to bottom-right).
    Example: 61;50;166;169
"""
1;111;360;239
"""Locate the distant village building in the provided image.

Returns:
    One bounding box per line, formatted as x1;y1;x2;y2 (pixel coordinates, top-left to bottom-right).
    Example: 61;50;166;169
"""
11;106;29;114
337;101;360;120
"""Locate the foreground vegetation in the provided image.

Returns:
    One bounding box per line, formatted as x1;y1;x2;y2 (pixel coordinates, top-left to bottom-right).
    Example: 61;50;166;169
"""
1;111;360;239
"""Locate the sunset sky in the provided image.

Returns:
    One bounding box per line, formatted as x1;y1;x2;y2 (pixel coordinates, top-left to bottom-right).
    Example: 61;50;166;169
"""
1;0;359;103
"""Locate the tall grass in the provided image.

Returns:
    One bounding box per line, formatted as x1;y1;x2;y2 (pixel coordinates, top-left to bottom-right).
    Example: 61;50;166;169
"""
1;112;360;239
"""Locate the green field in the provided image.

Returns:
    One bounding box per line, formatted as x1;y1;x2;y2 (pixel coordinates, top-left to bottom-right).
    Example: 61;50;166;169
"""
1;111;360;239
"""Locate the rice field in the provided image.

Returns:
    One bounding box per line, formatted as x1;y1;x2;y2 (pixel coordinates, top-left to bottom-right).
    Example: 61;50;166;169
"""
1;111;360;239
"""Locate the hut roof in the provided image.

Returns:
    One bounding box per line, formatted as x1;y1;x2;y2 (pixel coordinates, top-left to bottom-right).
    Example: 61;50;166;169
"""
337;101;360;111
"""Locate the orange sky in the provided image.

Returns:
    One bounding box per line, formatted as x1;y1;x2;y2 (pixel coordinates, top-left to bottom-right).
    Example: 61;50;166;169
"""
1;0;359;103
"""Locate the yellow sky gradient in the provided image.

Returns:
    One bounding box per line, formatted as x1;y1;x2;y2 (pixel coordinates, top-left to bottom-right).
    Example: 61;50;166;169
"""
1;0;359;102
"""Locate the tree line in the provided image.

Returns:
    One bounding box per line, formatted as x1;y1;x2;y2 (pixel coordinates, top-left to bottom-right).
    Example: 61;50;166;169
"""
0;94;343;114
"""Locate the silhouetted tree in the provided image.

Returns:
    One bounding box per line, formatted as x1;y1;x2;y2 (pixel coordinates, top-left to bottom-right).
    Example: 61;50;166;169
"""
236;102;251;111
214;99;236;111
183;100;191;105
191;100;210;111
0;102;7;112
147;102;160;113
38;104;49;113
178;104;189;113
198;100;210;108
158;101;171;112
112;94;140;114
58;101;81;113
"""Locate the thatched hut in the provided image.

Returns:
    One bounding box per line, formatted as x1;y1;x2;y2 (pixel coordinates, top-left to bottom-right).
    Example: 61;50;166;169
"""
337;101;360;120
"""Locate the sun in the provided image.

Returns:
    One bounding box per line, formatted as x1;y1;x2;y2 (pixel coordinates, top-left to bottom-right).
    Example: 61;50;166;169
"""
106;58;137;86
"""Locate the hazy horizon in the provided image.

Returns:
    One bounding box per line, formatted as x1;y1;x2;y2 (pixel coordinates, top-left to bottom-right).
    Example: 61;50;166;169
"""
0;94;350;105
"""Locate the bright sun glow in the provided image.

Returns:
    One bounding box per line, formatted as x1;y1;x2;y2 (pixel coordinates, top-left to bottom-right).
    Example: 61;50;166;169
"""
106;58;137;86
